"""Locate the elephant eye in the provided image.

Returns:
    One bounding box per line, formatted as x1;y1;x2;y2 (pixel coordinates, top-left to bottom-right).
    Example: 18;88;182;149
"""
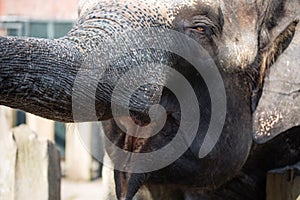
195;26;206;33
191;25;212;36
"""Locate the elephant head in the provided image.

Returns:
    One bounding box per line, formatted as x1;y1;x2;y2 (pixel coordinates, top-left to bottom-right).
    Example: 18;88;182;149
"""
1;0;300;199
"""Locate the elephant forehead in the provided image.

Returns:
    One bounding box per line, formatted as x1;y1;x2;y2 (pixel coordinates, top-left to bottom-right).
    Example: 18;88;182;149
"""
79;0;256;28
78;0;259;68
79;0;220;24
79;0;256;22
120;0;220;21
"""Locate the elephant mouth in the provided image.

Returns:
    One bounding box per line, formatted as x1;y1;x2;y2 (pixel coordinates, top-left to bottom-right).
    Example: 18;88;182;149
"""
114;107;178;200
124;135;146;152
116;110;170;153
117;115;150;153
113;116;152;200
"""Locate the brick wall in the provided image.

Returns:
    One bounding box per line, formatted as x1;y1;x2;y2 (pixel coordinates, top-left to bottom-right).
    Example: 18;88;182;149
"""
0;0;79;20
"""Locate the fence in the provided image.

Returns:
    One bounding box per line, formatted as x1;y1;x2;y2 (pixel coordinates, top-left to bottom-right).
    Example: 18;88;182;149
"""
0;106;103;181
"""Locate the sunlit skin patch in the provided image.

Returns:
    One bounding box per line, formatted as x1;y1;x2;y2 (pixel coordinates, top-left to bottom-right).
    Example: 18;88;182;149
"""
117;116;155;152
124;135;147;152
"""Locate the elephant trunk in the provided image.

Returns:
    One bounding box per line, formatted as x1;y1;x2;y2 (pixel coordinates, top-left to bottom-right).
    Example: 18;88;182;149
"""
0;1;174;123
0;36;94;122
0;33;166;122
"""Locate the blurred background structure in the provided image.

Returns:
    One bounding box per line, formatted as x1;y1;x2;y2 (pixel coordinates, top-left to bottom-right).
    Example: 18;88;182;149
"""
0;0;77;37
0;0;104;199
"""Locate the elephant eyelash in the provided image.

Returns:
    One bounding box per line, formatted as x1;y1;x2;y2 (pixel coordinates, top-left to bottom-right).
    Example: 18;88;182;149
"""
182;17;219;39
191;16;216;33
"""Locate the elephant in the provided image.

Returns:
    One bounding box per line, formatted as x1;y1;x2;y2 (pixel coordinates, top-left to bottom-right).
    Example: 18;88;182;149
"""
1;0;300;199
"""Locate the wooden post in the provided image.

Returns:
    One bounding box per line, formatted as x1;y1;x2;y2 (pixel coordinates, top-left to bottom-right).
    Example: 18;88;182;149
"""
0;106;13;134
65;122;102;181
13;125;61;200
0;115;17;200
0;125;61;200
101;153;117;200
26;113;55;141
267;163;300;200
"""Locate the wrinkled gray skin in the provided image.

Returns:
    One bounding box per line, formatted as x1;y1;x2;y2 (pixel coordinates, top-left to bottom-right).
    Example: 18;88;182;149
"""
1;0;300;199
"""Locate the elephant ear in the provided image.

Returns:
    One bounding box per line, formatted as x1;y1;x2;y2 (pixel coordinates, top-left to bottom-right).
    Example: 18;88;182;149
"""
253;5;300;143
